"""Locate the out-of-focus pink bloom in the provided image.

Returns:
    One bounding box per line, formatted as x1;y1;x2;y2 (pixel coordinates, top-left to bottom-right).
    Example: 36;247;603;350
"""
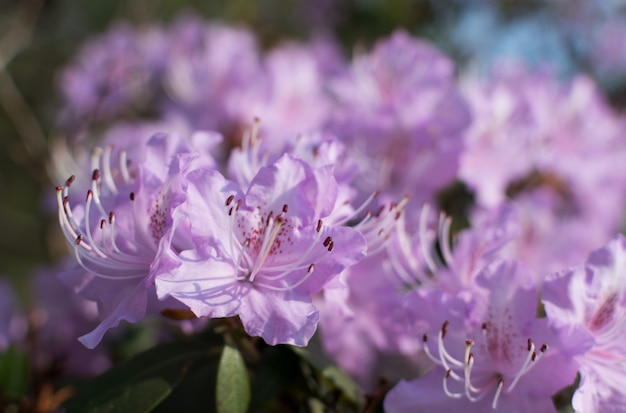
543;235;626;412
386;260;578;412
55;131;213;348
329;30;470;202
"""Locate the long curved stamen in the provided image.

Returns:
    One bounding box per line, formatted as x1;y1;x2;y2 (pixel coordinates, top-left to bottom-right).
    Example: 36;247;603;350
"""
355;195;409;255
340;190;380;224
249;214;284;282
506;340;547;392
254;264;316;291
84;190;108;258
56;144;156;281
492;378;505;409
120;149;131;184
438;213;454;268
419;204;440;273
102;145;118;195
443;369;463;398
234;239;251;280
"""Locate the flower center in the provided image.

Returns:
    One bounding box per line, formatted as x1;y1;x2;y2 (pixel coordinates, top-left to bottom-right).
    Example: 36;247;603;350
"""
422;320;548;409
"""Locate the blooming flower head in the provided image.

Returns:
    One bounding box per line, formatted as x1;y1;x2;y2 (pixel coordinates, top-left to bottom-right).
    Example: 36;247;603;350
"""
163;15;261;138
225;42;334;150
55;132;207;348
543;234;626;412
386;260;578;412
329;29;470;201
58;22;166;136
155;154;367;345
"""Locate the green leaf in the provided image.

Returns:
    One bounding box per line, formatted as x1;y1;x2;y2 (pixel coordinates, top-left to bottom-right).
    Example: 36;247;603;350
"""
0;346;28;396
291;339;365;407
216;343;250;413
64;339;219;413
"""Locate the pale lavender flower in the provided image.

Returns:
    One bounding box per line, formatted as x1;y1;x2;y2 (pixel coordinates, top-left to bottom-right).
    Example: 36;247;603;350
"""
318;252;427;392
329;30;470;202
154;154;367;346
58;23;167;136
224;41;334;150
163;15;261;137
55;132;205;348
543;235;626;412
385;260;578;412
460;64;626;279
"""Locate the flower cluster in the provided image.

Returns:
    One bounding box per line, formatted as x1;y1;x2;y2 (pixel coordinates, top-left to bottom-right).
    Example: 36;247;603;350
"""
39;15;626;412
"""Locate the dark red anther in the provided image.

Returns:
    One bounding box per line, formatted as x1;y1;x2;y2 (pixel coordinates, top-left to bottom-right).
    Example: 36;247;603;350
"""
466;339;474;346
55;185;63;192
323;236;332;247
327;241;334;252
540;344;548;353
282;204;288;213
307;263;315;273
422;333;428;343
235;199;242;211
63;196;69;207
226;195;235;206
531;351;537;362
129;192;135;201
527;338;533;352
86;189;93;202
92;169;100;181
100;219;106;229
441;320;450;339
374;205;385;218
66;175;76;187
481;322;488;331
316;219;323;232
75;234;83;245
109;212;114;224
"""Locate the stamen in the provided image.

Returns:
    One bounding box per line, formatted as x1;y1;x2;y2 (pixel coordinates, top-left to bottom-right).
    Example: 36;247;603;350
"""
255;263;317;291
102;145;118;194
443;369;463;398
66;175;76;187
84;190;107;258
419;204;440;274
506;339;546;392
119;150;131;184
492;378;505;409
249;215;284;281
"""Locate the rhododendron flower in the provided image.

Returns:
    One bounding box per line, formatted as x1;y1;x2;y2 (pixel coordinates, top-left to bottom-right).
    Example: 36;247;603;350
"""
329;29;470;201
55;134;201;348
386;260;578;412
543;235;626;412
155;154;367;345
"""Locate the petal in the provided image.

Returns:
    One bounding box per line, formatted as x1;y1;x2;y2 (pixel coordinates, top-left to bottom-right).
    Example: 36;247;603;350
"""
238;288;318;346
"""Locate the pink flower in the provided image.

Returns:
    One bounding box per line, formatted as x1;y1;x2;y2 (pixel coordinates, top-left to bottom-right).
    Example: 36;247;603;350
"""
543;235;626;412
155;154;366;345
